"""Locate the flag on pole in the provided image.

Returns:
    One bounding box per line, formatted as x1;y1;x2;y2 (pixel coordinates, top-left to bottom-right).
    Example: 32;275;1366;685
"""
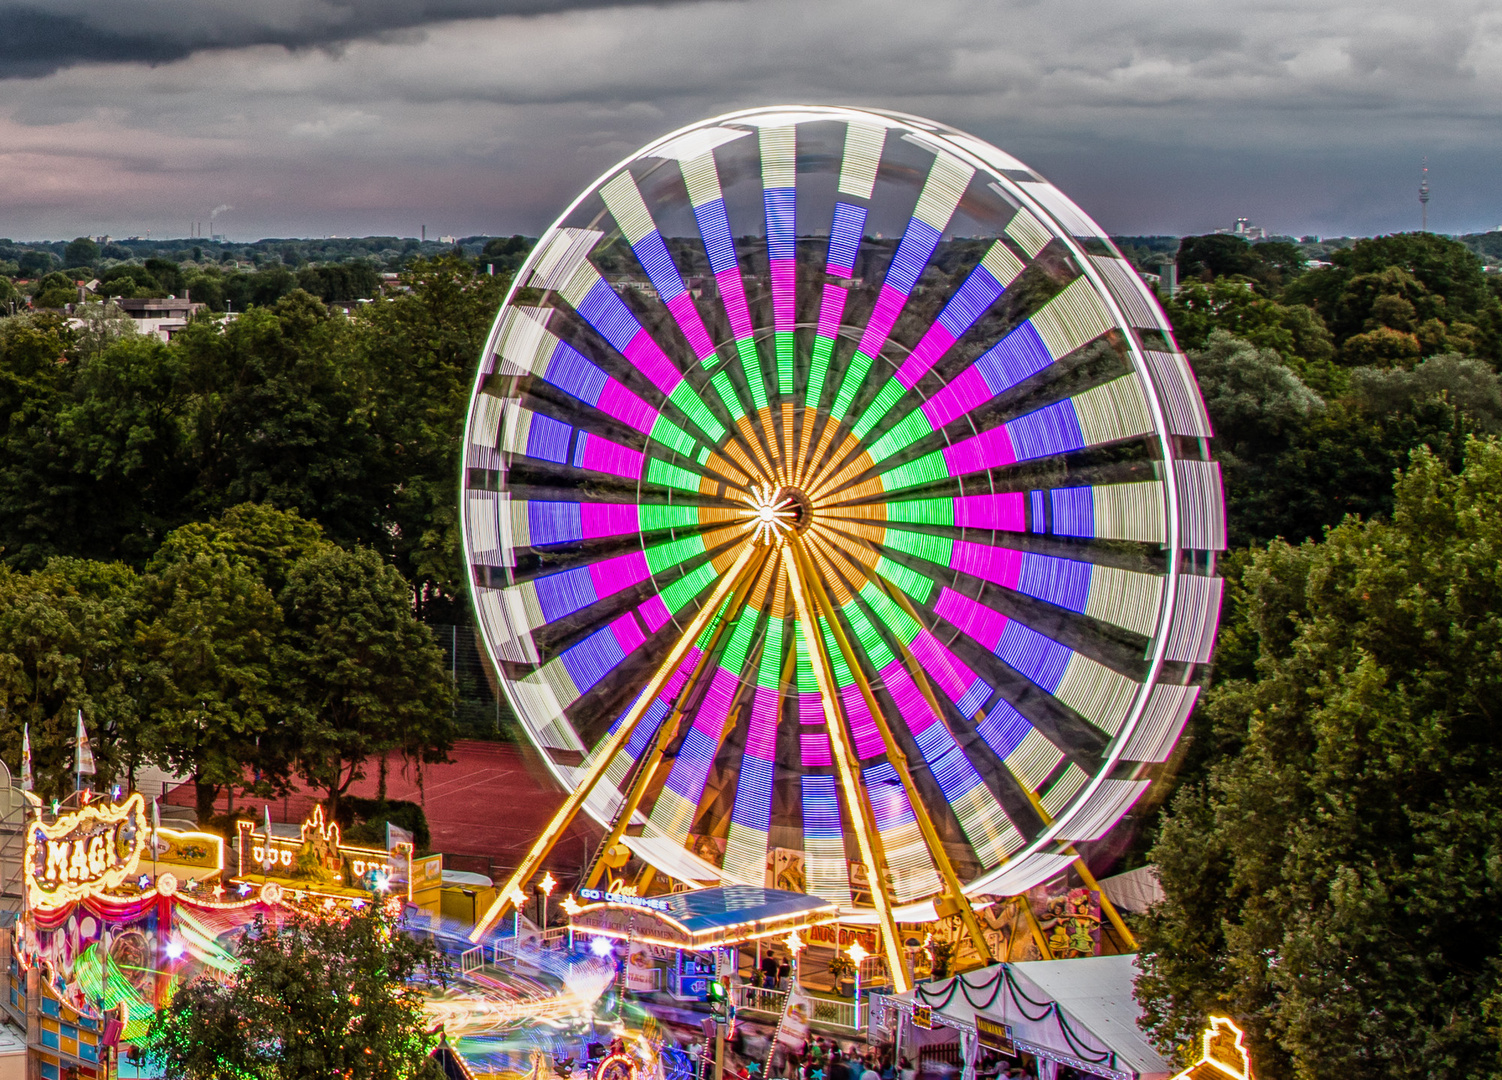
20;724;32;792
264;805;275;870
386;821;414;851
152;798;161;834
74;710;96;777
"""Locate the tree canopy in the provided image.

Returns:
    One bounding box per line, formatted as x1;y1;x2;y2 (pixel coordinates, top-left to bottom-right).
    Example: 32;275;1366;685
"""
1136;439;1502;1080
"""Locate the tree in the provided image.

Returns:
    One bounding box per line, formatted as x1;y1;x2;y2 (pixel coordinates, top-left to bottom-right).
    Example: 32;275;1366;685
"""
63;237;100;269
0;558;145;799
347;255;508;618
137;552;281;819
279;545;454;819
1136;438;1502;1080
144;904;448;1080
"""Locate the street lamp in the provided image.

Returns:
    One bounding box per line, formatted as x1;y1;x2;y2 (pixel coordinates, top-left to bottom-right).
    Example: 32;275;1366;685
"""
562;894;582;949
846;942;869;1028
783;930;806;991
508;887;527;939
538;870;557;937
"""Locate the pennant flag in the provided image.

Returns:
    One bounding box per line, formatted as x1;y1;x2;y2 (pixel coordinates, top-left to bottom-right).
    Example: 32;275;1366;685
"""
152;798;161;833
75;711;96;777
264;805;275;870
20;724;32;792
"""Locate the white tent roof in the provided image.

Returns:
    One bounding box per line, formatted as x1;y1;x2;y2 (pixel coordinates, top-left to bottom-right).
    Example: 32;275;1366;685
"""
882;956;1171;1080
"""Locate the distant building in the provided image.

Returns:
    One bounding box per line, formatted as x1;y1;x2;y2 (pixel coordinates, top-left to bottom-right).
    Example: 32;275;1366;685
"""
1215;216;1268;241
116;296;207;341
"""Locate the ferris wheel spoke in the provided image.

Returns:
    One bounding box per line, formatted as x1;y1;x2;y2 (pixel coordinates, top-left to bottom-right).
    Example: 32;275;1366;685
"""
524;229;730;448
818;371;1155;507
801;531;1031;868
825;150;977;426
641;554;780;850
807;528;1073;814
819;509;1163;639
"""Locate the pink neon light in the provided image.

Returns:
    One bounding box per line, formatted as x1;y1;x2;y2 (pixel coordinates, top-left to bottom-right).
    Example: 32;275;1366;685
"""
954;493;1026;532
663;649;701;702
715;268;754;340
920;368;992;429
624;330;682;396
952;541;1024;590
908;630;982;704
840;684;885;759
608;612;647;656
693;669;738;735
590;550;650;597
581;503;640;540
597;381;658;435
880;660;938;735
666;292;716;361
800;733;832;766
578;436;644;480
895;324;958;389
934;588;1008;650
638;594;672;633
855;285;906;359
745;688;779;760
943;424;1016;477
771;260;797;332
799;692;823;721
817;285;848;338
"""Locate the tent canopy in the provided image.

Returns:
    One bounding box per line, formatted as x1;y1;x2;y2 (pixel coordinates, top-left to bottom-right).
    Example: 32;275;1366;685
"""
881;957;1171;1080
569;884;839;950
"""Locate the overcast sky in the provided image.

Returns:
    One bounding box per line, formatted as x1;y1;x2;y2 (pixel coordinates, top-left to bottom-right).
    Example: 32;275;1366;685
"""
0;0;1498;242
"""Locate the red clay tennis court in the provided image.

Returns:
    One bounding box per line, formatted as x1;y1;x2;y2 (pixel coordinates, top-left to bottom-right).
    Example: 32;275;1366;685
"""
165;739;603;882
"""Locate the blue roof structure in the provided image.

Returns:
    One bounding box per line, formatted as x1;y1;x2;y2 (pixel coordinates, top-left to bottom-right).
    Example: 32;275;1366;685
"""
569;884;839;948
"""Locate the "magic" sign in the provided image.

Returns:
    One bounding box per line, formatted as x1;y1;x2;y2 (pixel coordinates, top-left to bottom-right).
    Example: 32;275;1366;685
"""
27;793;149;910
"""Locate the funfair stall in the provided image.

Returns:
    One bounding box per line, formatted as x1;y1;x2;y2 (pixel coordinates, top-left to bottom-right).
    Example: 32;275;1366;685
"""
876;958;1170;1080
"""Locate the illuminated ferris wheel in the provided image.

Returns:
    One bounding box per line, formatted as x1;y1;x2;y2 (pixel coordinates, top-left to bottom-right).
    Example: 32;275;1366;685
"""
461;107;1223;963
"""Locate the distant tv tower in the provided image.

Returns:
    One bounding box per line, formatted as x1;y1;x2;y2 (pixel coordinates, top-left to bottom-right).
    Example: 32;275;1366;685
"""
1419;157;1430;232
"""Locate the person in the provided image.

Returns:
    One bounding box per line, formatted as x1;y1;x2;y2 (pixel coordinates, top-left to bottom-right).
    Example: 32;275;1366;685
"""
861;1061;880;1080
778;959;791;987
900;1058;916;1080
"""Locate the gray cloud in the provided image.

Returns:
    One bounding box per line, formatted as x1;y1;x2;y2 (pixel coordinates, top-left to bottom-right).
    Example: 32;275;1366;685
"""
0;0;706;78
0;0;1497;240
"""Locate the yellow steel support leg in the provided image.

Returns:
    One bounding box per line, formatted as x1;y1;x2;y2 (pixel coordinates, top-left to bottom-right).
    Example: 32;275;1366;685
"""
784;539;910;993
470;542;762;941
583;589;748;890
793;539;993;967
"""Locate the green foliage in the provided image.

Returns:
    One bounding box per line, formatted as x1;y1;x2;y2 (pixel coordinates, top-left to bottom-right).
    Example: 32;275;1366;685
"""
137;552;282;818
1138;439;1502;1079
278;545;456;817
144;905;449;1080
1285;233;1502;363
341;797;432;851
63;237;99;269
1176;234;1304;291
0;558;145;801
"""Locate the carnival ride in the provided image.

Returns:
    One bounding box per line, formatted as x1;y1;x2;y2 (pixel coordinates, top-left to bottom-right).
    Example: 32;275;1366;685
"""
461;105;1223;975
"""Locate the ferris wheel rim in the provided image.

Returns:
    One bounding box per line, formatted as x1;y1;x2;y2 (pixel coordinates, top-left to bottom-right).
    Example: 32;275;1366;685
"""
461;104;1222;911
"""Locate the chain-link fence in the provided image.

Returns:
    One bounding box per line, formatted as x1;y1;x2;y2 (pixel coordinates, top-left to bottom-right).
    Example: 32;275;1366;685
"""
429;623;520;741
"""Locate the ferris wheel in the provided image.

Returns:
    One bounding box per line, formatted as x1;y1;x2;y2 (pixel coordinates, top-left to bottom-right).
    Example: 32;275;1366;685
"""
461;107;1223;966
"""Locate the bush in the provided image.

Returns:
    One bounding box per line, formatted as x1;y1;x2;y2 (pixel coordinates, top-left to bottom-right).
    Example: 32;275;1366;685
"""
339;797;432;852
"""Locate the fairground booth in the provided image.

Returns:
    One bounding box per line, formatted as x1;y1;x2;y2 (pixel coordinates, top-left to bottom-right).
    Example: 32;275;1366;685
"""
876;959;1171;1080
3;793;419;1079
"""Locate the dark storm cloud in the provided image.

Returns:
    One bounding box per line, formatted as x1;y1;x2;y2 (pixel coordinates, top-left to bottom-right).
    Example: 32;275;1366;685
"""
0;0;705;78
0;0;1497;239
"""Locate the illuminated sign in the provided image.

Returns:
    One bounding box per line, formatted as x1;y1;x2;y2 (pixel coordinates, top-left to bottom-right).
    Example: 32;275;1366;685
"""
913;1005;933;1030
576;888;670;912
594;1053;638;1080
234;804;409;895
1170;1016;1253;1080
975;1015;1014;1056
27;793;148;910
